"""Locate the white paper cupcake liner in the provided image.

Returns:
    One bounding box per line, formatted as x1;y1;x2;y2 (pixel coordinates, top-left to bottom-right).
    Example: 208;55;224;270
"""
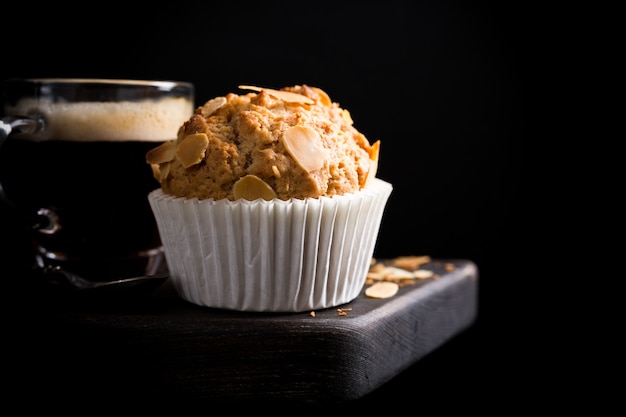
148;178;392;312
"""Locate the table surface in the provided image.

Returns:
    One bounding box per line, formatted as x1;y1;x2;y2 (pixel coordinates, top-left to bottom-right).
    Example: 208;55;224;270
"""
3;257;478;408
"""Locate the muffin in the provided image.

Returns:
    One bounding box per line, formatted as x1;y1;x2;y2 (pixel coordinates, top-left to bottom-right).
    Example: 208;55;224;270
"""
146;85;392;312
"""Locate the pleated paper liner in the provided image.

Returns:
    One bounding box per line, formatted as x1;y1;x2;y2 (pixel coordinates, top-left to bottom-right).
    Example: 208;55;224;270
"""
149;178;392;312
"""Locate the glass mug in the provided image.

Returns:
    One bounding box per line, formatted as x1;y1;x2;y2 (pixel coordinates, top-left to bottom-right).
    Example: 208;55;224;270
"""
0;78;194;282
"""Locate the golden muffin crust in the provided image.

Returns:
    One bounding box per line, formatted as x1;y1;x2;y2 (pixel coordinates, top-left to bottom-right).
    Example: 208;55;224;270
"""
146;85;379;200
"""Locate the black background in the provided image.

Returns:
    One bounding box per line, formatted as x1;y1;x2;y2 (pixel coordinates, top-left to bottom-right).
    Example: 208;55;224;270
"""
1;0;539;410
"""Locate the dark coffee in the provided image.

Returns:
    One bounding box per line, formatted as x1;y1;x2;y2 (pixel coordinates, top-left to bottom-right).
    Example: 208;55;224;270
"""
0;79;194;281
0;139;164;280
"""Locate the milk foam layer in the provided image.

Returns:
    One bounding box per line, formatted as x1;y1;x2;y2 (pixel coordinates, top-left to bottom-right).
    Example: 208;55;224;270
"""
8;97;194;142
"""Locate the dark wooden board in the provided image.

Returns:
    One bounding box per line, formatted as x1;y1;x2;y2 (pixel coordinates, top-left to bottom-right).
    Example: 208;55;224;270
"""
8;258;477;404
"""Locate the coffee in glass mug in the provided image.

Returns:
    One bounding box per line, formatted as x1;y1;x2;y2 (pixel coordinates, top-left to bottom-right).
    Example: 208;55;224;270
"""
0;78;194;282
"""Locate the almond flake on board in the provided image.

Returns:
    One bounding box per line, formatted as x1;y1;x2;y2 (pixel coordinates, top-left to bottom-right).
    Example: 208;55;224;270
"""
365;281;399;299
364;255;439;298
367;266;415;281
413;269;435;279
392;255;432;270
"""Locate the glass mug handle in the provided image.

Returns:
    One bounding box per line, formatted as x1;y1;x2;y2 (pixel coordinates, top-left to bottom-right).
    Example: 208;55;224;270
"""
0;113;46;144
0;113;54;232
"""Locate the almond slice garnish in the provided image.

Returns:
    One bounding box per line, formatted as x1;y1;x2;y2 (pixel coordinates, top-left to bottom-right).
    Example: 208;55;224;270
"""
200;96;227;118
280;125;327;172
238;85;314;105
150;163;161;182
364;140;380;187
149;161;171;183
177;133;209;168
311;87;331;106
146;140;177;164
159;161;172;181
341;109;354;125
365;282;399;299
233;175;277;201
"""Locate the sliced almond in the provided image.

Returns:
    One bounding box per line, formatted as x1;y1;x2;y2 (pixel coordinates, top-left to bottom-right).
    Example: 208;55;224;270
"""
364;140;380;187
233;175;277;201
370;260;385;270
238;85;264;92
146;140;177;164
238;85;314;104
149;161;171;183
200;96;227;118
280;125;326;172
381;266;416;280
177;133;209;168
341;109;353;125
311;87;331;106
367;271;386;280
150;163;161;182
413;269;435;280
392;255;431;270
159;161;172;181
365;282;399;299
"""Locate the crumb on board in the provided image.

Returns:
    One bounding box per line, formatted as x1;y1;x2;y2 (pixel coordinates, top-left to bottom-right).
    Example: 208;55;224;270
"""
337;307;352;316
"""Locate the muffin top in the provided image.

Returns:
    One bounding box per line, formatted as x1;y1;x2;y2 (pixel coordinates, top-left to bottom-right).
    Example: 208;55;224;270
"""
146;85;379;201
